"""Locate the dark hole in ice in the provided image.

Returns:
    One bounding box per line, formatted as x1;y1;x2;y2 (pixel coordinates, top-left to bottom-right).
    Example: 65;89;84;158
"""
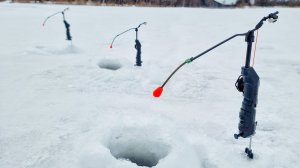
108;136;170;167
116;152;159;167
98;59;122;71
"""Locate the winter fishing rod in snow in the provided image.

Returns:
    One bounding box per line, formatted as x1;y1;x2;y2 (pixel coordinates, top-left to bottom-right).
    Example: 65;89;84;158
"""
42;8;72;41
109;22;147;66
153;11;279;159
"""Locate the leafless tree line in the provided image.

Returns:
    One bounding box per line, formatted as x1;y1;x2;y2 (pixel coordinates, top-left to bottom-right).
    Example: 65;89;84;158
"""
255;0;300;6
14;0;223;7
12;0;300;7
237;0;300;7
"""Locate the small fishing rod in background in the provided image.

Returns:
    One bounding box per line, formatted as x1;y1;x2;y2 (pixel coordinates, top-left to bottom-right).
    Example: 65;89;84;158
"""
109;22;147;66
153;11;279;159
42;8;72;41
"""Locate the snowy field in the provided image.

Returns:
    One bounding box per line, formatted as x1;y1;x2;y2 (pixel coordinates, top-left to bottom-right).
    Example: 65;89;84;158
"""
1;1;300;168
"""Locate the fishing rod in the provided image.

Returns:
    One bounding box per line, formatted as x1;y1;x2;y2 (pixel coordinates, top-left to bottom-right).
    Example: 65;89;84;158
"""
42;8;72;41
109;22;147;66
153;11;279;159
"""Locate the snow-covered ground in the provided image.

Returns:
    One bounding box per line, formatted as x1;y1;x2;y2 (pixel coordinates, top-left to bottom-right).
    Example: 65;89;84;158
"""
1;1;300;168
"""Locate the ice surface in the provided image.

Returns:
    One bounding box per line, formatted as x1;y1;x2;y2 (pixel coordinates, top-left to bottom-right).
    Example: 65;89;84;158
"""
0;1;300;168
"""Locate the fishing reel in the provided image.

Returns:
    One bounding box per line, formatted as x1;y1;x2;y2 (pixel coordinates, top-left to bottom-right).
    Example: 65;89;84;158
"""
235;75;244;92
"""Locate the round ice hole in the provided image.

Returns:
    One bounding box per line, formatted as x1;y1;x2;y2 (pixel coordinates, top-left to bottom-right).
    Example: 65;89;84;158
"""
98;59;122;71
108;135;170;167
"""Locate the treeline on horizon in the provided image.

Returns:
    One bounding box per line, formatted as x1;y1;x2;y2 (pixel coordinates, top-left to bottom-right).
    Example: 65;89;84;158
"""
10;0;300;7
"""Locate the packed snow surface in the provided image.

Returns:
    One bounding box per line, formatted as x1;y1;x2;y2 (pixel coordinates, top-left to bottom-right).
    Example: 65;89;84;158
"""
0;1;300;168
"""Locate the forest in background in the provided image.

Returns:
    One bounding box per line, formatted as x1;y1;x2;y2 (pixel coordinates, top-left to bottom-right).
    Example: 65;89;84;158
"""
6;0;300;7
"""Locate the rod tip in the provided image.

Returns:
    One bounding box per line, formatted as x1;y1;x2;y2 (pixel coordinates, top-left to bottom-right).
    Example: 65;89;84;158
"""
153;86;163;98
